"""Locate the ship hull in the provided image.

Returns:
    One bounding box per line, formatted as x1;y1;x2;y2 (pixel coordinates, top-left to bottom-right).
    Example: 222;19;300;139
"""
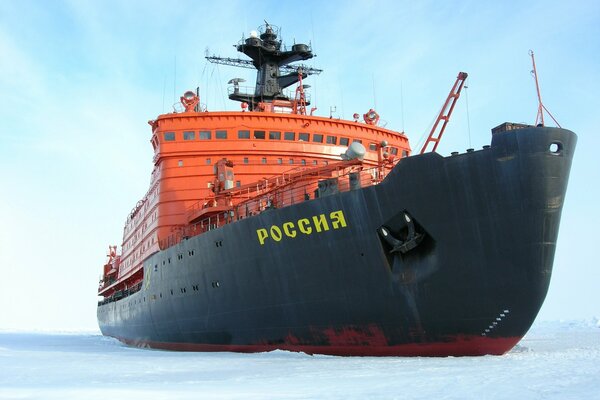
98;127;576;356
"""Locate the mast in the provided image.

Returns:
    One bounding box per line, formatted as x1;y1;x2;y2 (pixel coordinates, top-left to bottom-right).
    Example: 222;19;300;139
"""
207;23;322;110
530;50;561;128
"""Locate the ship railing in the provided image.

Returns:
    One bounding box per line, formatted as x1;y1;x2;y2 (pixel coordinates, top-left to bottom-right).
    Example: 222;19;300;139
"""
158;212;232;251
227;86;310;105
232;167;376;217
97;281;143;306
98;276;116;291
185;164;319;219
159;166;379;250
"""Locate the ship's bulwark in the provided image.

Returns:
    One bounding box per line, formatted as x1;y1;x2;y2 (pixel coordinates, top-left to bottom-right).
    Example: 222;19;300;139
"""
98;127;576;356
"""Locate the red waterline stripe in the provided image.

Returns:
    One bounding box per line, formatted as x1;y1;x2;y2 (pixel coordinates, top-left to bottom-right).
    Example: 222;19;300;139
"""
115;335;522;357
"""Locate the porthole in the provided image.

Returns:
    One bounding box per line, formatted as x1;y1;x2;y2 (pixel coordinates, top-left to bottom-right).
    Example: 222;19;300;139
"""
549;142;562;155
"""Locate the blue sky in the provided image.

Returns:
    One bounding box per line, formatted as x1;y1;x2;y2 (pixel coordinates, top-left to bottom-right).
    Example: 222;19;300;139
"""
0;0;598;330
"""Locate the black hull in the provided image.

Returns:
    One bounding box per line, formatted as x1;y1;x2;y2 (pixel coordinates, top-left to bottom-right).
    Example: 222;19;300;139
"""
98;127;576;356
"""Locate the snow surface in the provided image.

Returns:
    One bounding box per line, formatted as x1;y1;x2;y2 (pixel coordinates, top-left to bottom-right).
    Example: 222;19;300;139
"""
0;320;598;400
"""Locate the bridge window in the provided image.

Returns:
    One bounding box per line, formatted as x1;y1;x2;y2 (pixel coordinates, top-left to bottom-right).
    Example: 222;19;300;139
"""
277;158;282;164
353;139;363;144
216;130;227;139
183;131;195;140
243;157;249;164
313;134;323;143
340;137;349;146
369;143;377;151
284;132;295;141
199;131;211;140
269;131;281;140
326;136;337;145
391;147;398;155
164;132;175;141
261;157;267;164
289;159;294;164
206;158;211;165
402;150;409;158
301;159;306;165
238;130;250;139
254;130;265;139
236;180;241;187
299;132;309;141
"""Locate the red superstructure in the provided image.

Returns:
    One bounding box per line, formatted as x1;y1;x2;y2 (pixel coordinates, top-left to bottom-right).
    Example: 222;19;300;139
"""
98;93;411;301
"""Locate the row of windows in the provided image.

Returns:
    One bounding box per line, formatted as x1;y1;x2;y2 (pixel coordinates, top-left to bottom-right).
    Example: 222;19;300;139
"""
170;130;228;141
178;151;407;172
165;129;407;156
164;129;375;147
156;248;199;268
178;157;333;168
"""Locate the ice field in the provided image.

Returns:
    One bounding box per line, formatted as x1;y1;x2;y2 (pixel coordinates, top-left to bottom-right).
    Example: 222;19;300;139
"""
0;320;598;400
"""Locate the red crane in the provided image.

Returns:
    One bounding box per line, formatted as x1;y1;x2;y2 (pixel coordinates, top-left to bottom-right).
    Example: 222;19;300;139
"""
420;72;468;154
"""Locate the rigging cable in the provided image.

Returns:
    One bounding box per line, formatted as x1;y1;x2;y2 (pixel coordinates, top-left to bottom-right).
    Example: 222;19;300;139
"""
214;63;226;110
310;12;318;108
400;80;405;133
337;76;345;120
209;64;220;110
200;56;208;110
415;105;443;153
372;73;377;110
173;56;177;106
464;79;472;148
162;75;167;114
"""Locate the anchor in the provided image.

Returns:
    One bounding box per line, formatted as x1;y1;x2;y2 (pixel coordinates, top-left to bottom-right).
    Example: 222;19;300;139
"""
378;212;424;254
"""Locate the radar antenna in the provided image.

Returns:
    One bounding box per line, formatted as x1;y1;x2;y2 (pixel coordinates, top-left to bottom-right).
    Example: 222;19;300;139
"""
206;56;322;76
